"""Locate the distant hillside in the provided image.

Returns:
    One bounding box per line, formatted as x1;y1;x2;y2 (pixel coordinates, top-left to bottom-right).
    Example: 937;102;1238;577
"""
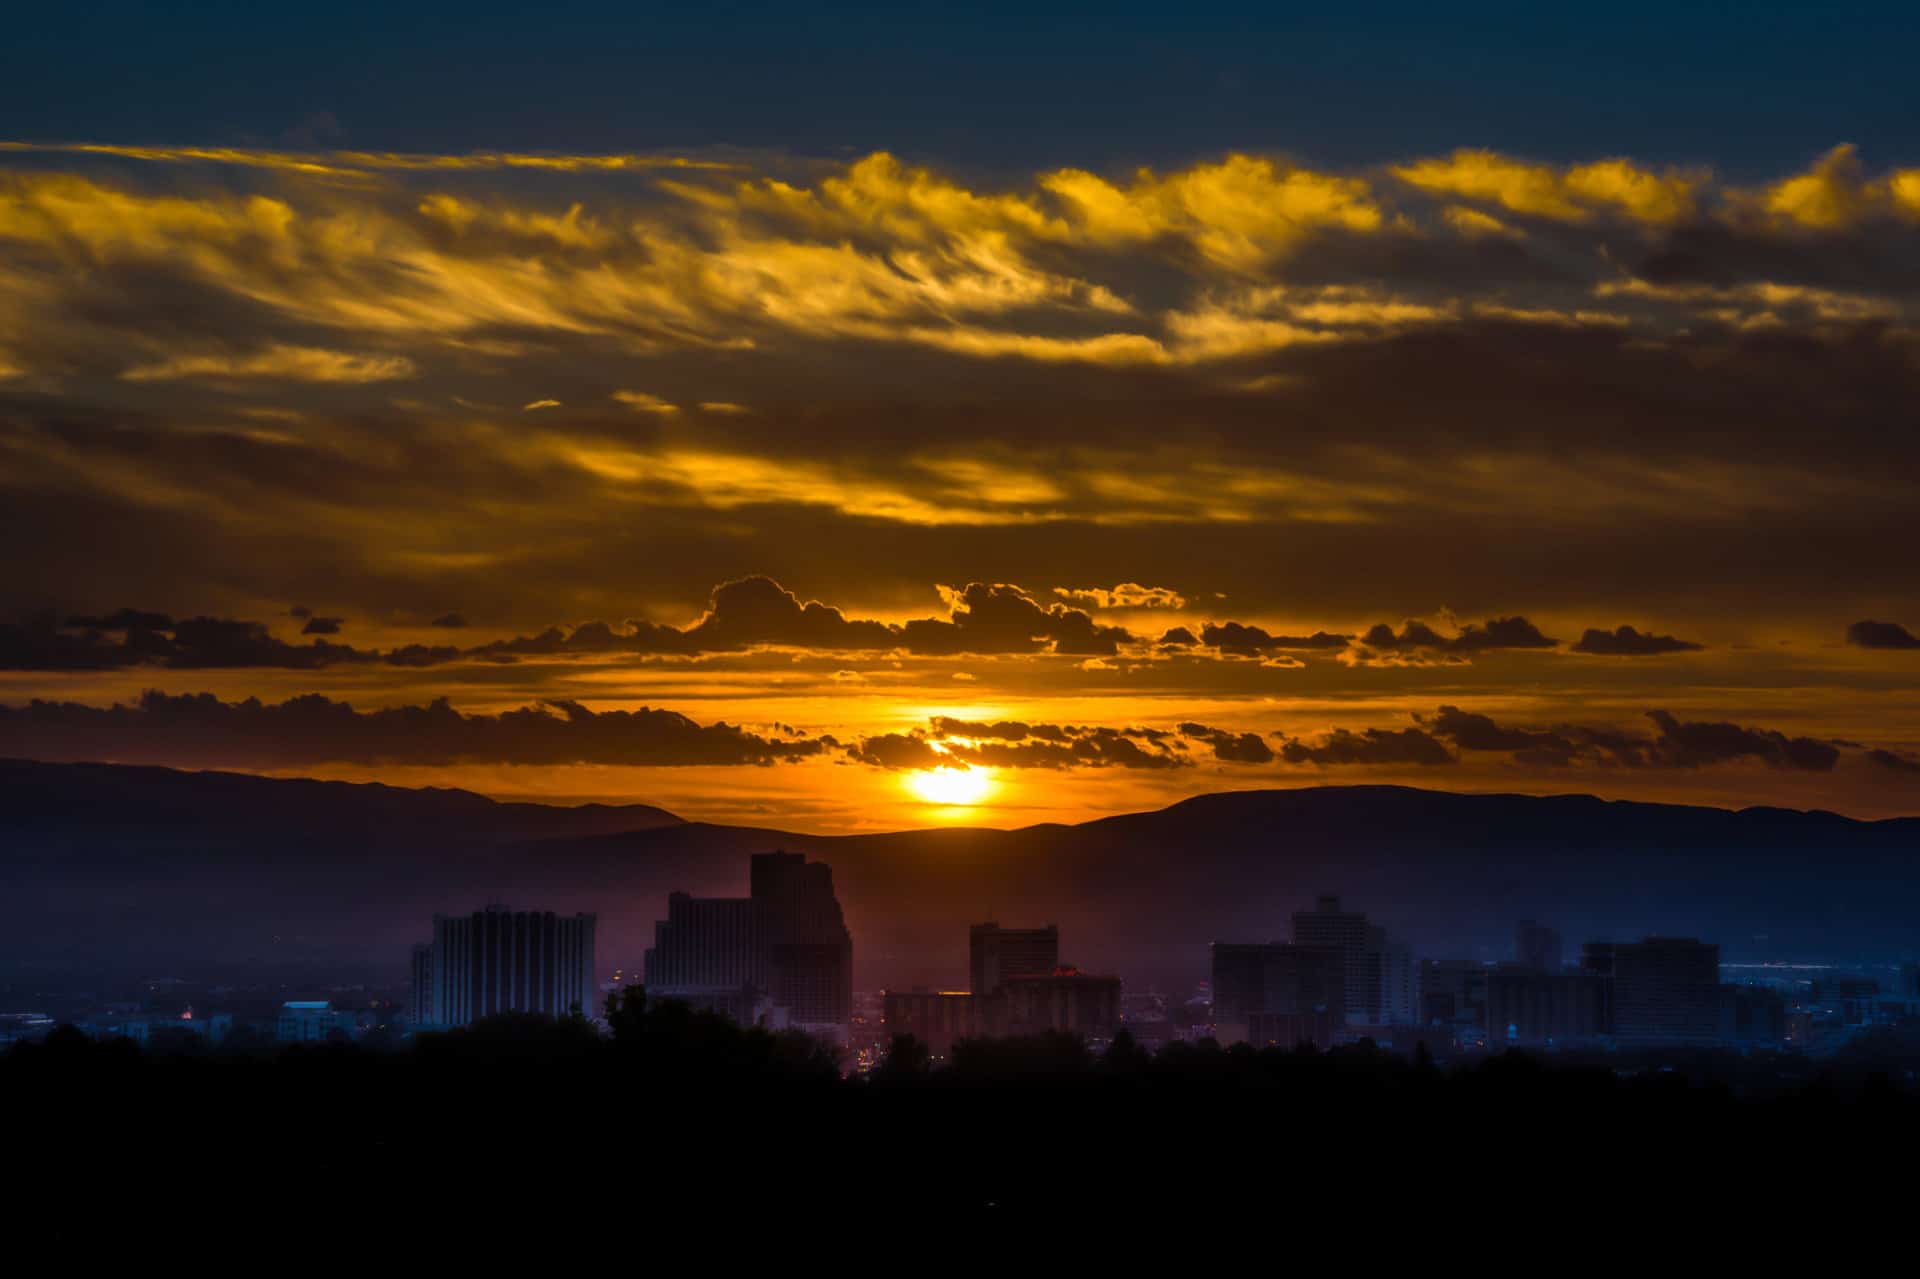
3;761;1917;988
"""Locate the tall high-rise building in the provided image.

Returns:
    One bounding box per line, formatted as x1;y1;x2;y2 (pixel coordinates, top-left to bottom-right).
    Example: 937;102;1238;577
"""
642;894;759;993
409;943;433;1027
1381;941;1415;1025
1292;895;1403;1025
643;851;853;1039
1209;941;1346;1045
1612;937;1721;1043
1515;920;1564;973
418;907;596;1029
969;922;1060;995
884;923;1115;1055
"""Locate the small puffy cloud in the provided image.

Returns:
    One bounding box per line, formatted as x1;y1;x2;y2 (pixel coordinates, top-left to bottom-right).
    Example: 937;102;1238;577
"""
1847;619;1920;650
1866;749;1920;775
300;616;343;636
903;583;1132;656
1570;625;1703;655
1200;621;1349;656
1422;705;1845;773
861;716;1188;771
681;575;899;651
1279;726;1457;766
953;727;1186;770
1053;583;1186;610
429;613;469;628
1177;722;1276;764
1356;616;1558;655
847;732;949;770
1755;145;1872;230
1642;710;1839;772
930;717;1067;743
1039;154;1384;269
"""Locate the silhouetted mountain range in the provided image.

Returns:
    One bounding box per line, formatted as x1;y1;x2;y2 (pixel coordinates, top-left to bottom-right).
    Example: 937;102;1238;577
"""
3;759;1916;988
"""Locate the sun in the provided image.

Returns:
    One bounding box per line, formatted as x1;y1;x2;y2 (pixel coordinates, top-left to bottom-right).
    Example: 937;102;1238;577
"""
905;765;995;807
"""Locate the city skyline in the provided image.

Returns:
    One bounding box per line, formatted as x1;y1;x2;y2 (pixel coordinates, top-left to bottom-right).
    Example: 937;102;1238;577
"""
9;0;1920;1243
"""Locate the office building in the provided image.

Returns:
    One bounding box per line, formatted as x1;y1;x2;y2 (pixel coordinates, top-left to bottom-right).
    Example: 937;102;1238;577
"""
643;851;852;1039
1210;941;1346;1044
882;989;993;1058
969;922;1060;995
1292;895;1406;1025
1002;969;1121;1040
1485;970;1612;1045
1381;941;1415;1025
642;894;759;994
1611;937;1721;1044
419;906;597;1029
884;924;1116;1052
409;943;433;1028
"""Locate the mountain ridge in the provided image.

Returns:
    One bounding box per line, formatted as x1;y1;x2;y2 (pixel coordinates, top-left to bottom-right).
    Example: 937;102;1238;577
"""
3;759;1917;988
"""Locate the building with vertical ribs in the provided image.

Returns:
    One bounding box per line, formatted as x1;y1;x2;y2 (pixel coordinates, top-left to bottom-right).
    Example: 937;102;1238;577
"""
409;942;433;1028
417;906;596;1029
643;851;853;1041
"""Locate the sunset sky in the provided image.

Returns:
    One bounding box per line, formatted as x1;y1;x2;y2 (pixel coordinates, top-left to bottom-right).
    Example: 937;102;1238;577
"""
5;2;1920;830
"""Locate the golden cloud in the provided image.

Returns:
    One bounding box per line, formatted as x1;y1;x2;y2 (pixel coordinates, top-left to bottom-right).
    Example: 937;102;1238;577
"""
1392;149;1699;224
121;344;417;384
0;143;1914;392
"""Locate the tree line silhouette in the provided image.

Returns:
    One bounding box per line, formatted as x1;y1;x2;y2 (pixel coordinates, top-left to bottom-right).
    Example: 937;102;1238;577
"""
11;987;1918;1241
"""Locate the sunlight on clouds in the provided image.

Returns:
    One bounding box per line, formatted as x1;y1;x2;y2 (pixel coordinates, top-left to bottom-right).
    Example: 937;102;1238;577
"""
0;141;736;179
120;344;417;384
913;456;1067;505
1741;145;1920;230
1596;277;1899;325
1041;156;1382;270
553;442;1064;526
0;142;1916;402
613;390;680;414
1442;205;1517;237
417;193;615;248
1392;150;1699;224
